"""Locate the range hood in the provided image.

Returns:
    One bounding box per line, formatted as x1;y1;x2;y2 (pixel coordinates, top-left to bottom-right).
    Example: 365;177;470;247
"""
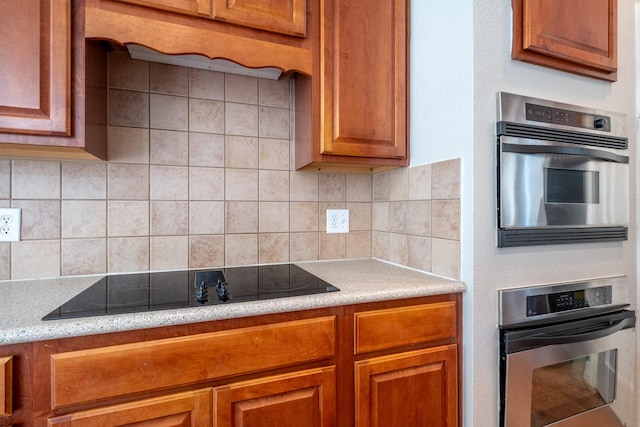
126;44;283;80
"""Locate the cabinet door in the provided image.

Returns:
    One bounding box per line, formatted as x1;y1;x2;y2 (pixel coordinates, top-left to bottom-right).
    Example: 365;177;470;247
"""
212;0;306;36
512;0;617;81
320;0;407;161
213;366;335;427
0;0;71;136
48;389;212;426
0;356;11;417
355;345;458;427
114;0;212;17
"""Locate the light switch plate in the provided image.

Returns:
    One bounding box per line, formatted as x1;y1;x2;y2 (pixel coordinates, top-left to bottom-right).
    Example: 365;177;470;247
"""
0;208;21;242
326;209;349;233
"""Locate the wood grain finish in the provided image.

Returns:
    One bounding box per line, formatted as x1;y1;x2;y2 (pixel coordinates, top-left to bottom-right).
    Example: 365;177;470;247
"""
213;366;335;427
354;301;457;354
115;0;212;17
0;356;12;417
0;0;71;136
212;0;306;36
354;345;458;427
512;0;617;81
48;388;212;426
51;317;335;408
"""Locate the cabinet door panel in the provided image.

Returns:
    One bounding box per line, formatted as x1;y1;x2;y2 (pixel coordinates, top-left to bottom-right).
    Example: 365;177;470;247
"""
213;367;335;427
213;0;306;36
0;356;12;416
0;0;71;136
355;345;458;427
114;0;212;17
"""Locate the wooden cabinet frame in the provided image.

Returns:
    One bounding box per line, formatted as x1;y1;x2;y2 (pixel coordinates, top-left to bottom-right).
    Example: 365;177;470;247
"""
0;356;12;417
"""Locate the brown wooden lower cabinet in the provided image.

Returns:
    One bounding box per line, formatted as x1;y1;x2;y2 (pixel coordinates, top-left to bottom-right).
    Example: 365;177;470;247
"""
0;293;461;427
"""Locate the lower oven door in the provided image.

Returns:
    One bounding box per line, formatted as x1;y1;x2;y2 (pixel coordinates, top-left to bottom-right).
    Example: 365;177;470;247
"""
500;310;636;427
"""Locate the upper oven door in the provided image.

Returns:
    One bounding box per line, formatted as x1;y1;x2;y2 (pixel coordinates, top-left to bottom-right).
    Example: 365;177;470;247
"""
498;136;629;229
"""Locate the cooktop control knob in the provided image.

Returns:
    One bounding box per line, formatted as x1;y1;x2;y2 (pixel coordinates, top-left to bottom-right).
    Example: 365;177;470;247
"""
593;118;607;129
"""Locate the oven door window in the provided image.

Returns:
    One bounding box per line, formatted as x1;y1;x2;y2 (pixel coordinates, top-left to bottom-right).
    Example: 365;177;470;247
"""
530;350;616;427
544;167;599;204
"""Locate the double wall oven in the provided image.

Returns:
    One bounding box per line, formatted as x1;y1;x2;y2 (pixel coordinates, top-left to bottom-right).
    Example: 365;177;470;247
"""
499;277;636;427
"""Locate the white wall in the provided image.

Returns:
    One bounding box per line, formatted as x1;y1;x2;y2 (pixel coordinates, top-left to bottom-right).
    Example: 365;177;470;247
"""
411;1;638;426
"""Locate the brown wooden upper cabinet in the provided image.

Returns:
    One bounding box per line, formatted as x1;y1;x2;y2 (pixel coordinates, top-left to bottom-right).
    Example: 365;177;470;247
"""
212;0;307;37
512;0;617;81
295;0;409;172
114;0;212;17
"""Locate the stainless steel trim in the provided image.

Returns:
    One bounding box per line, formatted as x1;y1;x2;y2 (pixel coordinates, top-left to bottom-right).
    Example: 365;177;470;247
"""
501;142;629;163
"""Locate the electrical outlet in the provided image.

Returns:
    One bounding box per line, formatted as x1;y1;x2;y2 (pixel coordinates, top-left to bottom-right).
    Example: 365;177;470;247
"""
326;209;349;233
0;208;21;242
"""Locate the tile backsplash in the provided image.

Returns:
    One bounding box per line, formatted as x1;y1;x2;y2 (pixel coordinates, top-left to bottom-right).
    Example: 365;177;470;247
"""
0;52;460;281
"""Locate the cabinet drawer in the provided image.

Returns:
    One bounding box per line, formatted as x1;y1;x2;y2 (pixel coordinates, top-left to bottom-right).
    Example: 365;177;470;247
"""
51;316;335;408
354;302;457;354
0;356;12;416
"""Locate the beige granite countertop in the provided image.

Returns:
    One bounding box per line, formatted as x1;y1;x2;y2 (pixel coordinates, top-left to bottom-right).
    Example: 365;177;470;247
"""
0;259;465;346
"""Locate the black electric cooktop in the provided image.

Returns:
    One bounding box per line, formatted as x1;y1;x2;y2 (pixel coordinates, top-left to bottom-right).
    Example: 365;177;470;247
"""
43;264;339;320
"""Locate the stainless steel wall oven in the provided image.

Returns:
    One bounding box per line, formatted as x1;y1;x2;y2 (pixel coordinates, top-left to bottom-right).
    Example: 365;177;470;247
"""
499;277;636;427
496;92;629;247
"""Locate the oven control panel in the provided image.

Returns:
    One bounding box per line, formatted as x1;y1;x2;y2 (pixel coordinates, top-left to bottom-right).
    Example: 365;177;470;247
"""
526;285;612;316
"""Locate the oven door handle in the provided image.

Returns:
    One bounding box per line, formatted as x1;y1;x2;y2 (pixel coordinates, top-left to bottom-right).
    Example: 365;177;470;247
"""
502;142;629;163
510;316;635;348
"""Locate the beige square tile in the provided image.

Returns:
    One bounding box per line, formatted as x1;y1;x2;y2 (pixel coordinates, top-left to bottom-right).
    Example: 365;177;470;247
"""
225;234;258;266
225;74;258;104
151;236;188;270
259;138;289;170
290;171;318;201
319;233;346;260
372;202;389;232
388;233;407;265
259;170;289;201
346;231;371;258
226;201;258;233
189;235;225;268
190;68;224;100
432;158;461;199
150;130;188;165
372;171;390;202
319;173;346;202
12;160;60;199
190;99;225;133
259;106;289;139
431;238;460;279
109;52;149;91
226;103;259;136
407;236;431;272
150;62;188;95
12;200;59;240
290;202;318;232
406;200;431;237
62;200;107;238
348;202;371;231
259;233;290;264
190;133;225;167
0;160;10;199
109;89;149;128
225;169;258;200
408;163;432;200
12;240;60;279
151;201;188;235
290;232;318;261
389;202;407;233
62;162;107;199
432;200;460;240
108;126;150;164
347;174;372;202
389;168;408;201
190;201;224;234
62;239;107;276
108;201;149;236
259;78;290;108
226;136;258;169
0;244;9;280
150;94;188;131
372;231;389;259
108;164;149;200
190;167;225;200
150;166;188;200
108;237;149;273
259;202;289;232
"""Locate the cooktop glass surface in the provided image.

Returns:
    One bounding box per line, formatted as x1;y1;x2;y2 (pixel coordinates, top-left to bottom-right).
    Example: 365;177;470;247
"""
43;264;339;320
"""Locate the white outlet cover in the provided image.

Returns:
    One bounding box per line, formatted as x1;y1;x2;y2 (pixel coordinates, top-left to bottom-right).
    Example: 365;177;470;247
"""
326;209;349;233
0;208;21;242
